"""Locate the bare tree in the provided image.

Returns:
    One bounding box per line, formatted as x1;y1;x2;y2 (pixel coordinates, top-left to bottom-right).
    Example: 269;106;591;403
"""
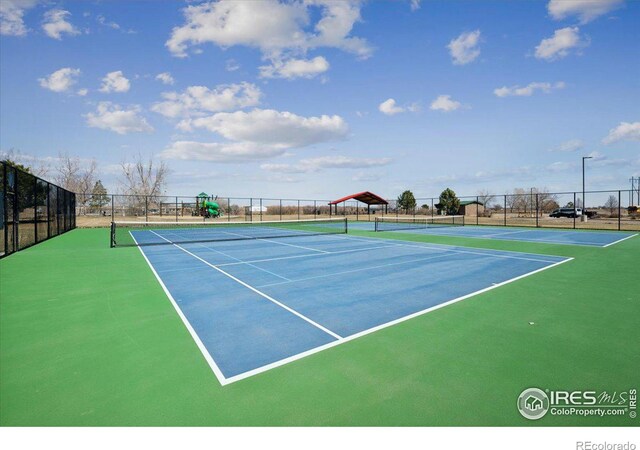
119;153;168;200
1;148;50;177
477;190;495;208
507;188;528;213
604;195;619;217
533;187;560;214
55;153;97;205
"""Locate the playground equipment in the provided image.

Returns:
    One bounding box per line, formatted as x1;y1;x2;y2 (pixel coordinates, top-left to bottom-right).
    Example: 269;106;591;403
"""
196;192;222;218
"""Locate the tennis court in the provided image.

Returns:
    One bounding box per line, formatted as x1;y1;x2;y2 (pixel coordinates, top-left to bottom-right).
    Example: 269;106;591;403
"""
119;219;571;384
349;217;637;247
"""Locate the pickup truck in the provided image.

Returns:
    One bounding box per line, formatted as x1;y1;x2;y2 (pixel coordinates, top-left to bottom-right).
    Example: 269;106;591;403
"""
549;208;598;218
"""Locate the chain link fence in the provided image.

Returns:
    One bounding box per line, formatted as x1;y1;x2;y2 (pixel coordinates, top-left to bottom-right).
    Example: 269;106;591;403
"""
1;161;76;258
73;190;640;231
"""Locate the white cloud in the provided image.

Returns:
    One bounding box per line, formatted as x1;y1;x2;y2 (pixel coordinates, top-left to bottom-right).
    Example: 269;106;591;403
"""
99;71;130;93
166;0;372;60
96;14;120;30
1;0;38;36
602;121;640;145
226;59;240;72
261;155;392;173
151;82;262;119
534;27;586;61
410;0;421;12
77;88;88;96
447;30;481;65
494;81;565;97
160;141;285;162
259;56;329;79
42;9;79;40
379;98;415;115
85;102;153;135
38;67;81;92
549;139;584;152
352;171;384;182
379;99;403;115
547;0;624;23
430;95;462;112
184;108;349;148
155;72;175;85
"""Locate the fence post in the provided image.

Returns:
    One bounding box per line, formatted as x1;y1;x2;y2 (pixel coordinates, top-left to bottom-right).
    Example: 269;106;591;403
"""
476;196;479;226
33;177;38;243
503;195;507;226
227;198;231;222
46;182;50;239
145;196;148;223
573;192;576;229
297;200;300;220
618;190;621;231
535;193;539;228
260;198;263;221
175;197;178;222
279;199;282;221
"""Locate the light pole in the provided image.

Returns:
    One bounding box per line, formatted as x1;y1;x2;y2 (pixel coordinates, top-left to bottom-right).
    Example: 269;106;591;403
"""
582;156;592;213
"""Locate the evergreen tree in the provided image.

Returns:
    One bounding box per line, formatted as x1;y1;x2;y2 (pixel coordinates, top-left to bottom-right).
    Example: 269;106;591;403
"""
396;190;417;213
90;180;110;208
439;188;460;215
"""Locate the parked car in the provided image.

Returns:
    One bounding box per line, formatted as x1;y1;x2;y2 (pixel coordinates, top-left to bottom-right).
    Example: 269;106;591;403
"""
550;208;582;218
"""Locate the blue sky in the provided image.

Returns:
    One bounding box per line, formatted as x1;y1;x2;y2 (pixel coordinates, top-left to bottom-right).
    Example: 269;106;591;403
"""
0;0;638;199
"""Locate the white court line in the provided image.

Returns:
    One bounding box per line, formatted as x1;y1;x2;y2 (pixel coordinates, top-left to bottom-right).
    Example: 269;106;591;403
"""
215;244;406;267
148;230;342;343
220;230;330;253
133;228;573;386
130;232;228;386
602;233;638;248
221;256;574;385
480;229;538;238
257;252;458;288
332;234;565;263
189;240;291;282
379;227;627;248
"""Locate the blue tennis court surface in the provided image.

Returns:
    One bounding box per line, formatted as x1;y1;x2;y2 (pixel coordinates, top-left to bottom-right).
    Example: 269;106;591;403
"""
349;221;637;247
134;227;571;385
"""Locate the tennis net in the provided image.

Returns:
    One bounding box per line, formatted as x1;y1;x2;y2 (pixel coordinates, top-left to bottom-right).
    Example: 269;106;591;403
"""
110;217;348;247
374;215;465;232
